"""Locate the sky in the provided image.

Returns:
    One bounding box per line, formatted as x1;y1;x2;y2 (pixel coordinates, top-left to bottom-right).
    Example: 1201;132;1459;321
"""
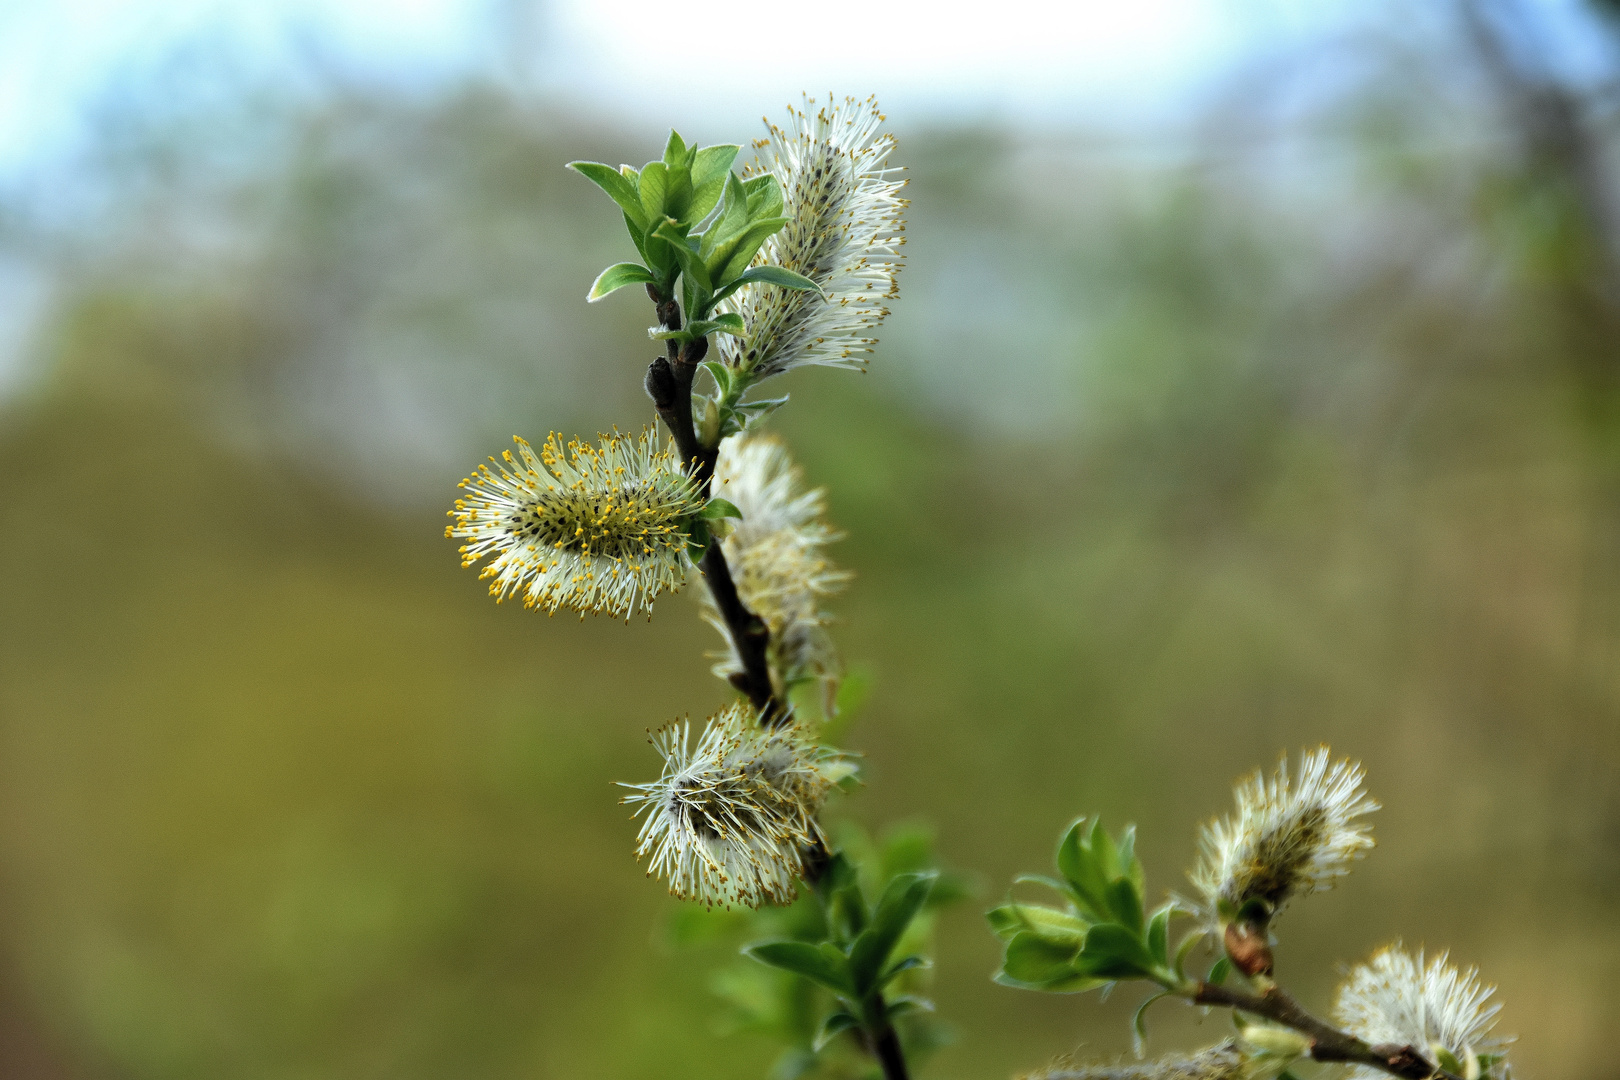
0;0;1367;182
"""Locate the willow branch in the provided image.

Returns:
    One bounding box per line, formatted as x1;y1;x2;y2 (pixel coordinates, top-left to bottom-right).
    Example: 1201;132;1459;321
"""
644;285;784;726
868;1022;910;1080
1192;982;1466;1080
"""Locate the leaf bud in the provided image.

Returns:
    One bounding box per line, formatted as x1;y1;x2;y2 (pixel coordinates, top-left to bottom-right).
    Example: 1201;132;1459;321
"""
1223;921;1274;978
645;356;678;408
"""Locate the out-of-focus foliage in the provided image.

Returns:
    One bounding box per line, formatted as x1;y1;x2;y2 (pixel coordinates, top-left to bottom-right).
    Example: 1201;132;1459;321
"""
3;4;1620;1080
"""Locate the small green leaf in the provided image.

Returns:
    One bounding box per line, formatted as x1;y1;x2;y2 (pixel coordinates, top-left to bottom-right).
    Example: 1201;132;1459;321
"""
849;872;935;994
638;161;669;221
653;218;712;294
883;995;935;1018
1076;922;1156;980
687;143;740;224
999;930;1081;988
1131;990;1173;1057
812;1010;860;1052
1091;820;1122;882
1146;906;1171;968
701;498;743;521
985;902;1089;944
1013;873;1073;896
1173;928;1206;983
709;216;791;287
743;940;854;996
683;313;747;339
699;359;733;396
684;516;711;563
587;262;654;302
993;966;1109;994
662;129;689;168
1056;819;1111;920
710;263;826;307
566;161;645;228
743;173;784;218
880;955;931;983
1207;957;1232;986
1106;877;1144;936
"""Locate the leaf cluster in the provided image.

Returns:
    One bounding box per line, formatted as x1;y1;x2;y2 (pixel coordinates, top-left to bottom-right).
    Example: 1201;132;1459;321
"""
674;823;967;1080
989;819;1202;1053
570;130;820;341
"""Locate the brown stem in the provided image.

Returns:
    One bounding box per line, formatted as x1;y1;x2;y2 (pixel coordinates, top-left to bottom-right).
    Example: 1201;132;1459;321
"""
868;1024;909;1080
1193;982;1466;1080
643;285;786;727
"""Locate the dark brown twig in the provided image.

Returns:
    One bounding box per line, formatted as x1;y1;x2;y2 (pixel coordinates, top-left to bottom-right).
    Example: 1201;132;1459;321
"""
644;284;785;726
868;1023;910;1080
1193;982;1466;1080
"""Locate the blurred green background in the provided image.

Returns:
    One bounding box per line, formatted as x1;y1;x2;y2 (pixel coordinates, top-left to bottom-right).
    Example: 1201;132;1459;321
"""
2;1;1619;1078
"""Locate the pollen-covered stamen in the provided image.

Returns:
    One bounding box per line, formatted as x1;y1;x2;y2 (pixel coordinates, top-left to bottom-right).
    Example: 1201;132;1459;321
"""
447;429;703;619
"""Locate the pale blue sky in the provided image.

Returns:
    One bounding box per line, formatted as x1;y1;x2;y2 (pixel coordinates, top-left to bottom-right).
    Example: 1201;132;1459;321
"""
0;0;1365;177
1;0;1613;181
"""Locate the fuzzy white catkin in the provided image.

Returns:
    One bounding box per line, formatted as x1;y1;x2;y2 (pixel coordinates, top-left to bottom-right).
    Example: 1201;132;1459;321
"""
1189;747;1378;927
720;94;906;379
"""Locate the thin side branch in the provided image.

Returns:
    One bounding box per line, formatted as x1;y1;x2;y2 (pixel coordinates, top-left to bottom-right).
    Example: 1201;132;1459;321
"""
1192;982;1466;1080
644;285;785;727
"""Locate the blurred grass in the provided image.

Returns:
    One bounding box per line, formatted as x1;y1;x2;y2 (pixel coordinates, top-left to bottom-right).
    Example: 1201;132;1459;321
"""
3;40;1620;1080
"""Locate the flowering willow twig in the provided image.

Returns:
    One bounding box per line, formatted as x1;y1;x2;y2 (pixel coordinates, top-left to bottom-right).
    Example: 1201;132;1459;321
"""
1188;982;1469;1080
642;283;784;726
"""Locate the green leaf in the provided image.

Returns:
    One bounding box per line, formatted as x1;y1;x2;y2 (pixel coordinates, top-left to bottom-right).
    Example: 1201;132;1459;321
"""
1056;819;1111;920
814;852;869;939
684;516;710;564
739;264;826;294
848;872;935;994
1116;825;1146;897
1173;928;1206;982
653;218;712;294
709;216;791;288
993;968;1111;994
743;940;854;996
701;498;743;521
683;313;747;339
1106;877;1144;936
999;930;1081;988
1076;922;1156;980
687;143;740;224
1014;873;1073;896
699;360;734;396
586;262;654;302
743;173;784;218
1091;820;1122;883
1207;957;1232;986
985;902;1090;943
880;955;931;983
812;1010;860;1052
566;161;645;229
883;995;935;1018
1146;906;1171;968
710;263;826;308
638;161;669;221
662;129;690;169
1132;990;1173;1057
